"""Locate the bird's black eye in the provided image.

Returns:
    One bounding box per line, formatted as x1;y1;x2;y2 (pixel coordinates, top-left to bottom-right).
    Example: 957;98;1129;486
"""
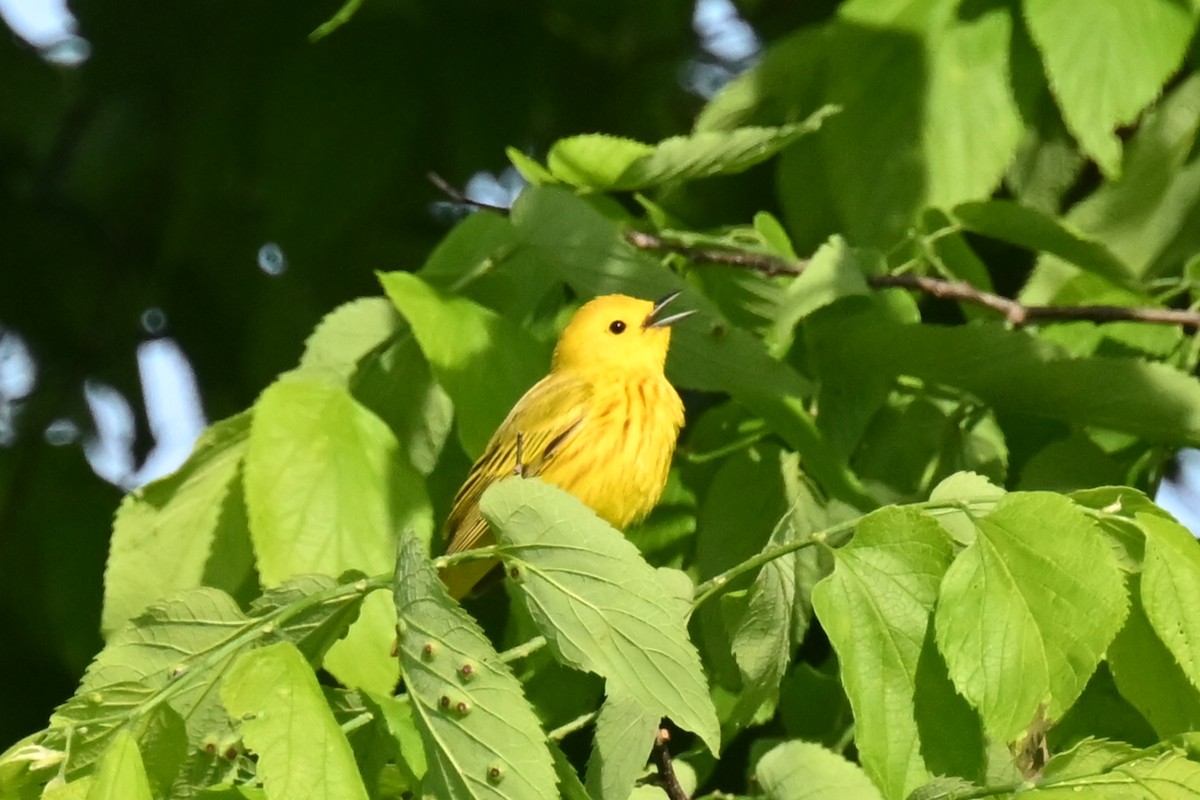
609;320;627;334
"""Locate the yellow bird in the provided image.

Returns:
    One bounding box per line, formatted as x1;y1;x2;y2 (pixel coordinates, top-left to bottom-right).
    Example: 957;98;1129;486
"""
440;292;694;598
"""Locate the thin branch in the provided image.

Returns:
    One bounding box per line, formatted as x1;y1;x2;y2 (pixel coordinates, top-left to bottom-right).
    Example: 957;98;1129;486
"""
625;229;1200;331
871;274;1200;329
651;728;690;800
624;230;805;276
426;171;511;215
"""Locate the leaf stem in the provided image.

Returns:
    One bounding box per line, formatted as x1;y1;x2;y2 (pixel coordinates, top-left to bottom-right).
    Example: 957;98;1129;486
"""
499;635;547;663
681;428;769;464
832;722;856;754
690;497;999;610
435;545;500;568
547;709;599;741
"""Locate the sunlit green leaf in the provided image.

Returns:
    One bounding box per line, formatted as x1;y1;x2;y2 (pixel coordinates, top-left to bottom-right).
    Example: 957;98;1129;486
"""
84;732;152;800
392;531;558;800
756;740;883;800
811;311;1200;448
927;471;1004;545
223;642;369;800
811;506;955;798
952;200;1134;289
547;112;835;191
935;493;1128;740
585;693;659;800
482;478;720;754
299;297;398;380
245;377;431;691
1023;0;1197;178
1028;740;1200;797
1109;583;1200;738
103;413;253;635
378;270;550;459
1138;512;1200;692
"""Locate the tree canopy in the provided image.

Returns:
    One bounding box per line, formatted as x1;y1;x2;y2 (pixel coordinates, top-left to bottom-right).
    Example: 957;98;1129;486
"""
5;1;1200;799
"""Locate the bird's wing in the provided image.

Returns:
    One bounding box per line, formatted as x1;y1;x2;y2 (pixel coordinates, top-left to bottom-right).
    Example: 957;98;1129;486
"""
444;372;592;554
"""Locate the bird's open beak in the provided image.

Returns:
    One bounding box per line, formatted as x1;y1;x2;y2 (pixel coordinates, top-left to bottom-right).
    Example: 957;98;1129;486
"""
643;290;696;329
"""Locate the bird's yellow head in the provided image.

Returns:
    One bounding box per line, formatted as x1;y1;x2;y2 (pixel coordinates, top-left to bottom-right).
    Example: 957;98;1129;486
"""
551;292;694;373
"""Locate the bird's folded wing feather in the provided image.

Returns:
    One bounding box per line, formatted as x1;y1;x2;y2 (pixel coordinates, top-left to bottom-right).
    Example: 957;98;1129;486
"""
444;372;592;554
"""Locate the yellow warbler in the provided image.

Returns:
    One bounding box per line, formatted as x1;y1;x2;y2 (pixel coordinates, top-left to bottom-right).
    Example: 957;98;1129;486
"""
440;292;694;597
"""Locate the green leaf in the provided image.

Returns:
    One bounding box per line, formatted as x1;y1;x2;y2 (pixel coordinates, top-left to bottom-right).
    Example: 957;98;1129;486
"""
418;211;560;320
905;777;980;800
551;743;593;800
584;693;660;800
810;311;1200;448
223;642;370;800
195;787;267;800
53;577;373;778
349;333;453;476
725;464;838;731
245;377;431;692
754;212;798;260
927;471;1004;545
1048;663;1157;751
546;135;653;188
377;270;550;459
778;663;851;749
778;6;1021;248
547;113;836;191
1139;512;1200;692
511;185;872;508
129;705;188;799
934;493;1128;740
1109;582;1200;738
922;6;1023;208
727;536;797;729
1028;746;1200;797
392;531;558;800
481;477;720;754
360;691;427;788
1022;0;1197;178
85;732;152;800
693;444;796;689
506;146;558;186
811;506;955;799
851;387;1007;505
771;235;870;339
1017;431;1128;493
952;200;1134;289
695;27;825;133
912;627;987;786
58;589;248;770
0;735;64;800
299;297;398;380
45;778;93;800
756;740;884;800
1022;74;1200;297
103;413;252;635
248;574;370;666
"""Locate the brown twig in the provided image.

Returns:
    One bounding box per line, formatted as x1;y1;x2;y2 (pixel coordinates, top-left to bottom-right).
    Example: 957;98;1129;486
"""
625;229;1200;331
651;728;689;800
426;171;511;215
624;230;805;277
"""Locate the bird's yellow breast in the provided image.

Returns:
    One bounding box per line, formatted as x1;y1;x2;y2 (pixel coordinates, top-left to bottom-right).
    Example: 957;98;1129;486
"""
538;368;684;529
